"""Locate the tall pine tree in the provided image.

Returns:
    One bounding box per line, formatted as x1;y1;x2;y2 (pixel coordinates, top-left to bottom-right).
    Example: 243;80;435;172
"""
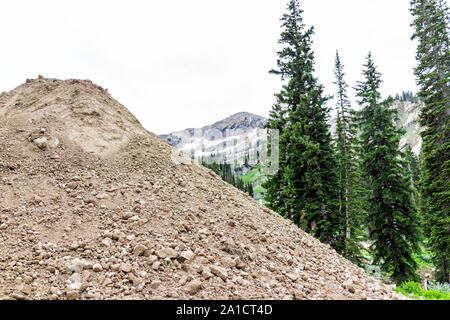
333;51;367;264
410;0;450;283
263;0;339;247
356;53;421;284
405;145;421;189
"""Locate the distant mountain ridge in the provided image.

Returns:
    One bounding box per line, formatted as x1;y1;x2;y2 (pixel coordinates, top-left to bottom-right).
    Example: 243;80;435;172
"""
160;112;268;162
161;100;423;160
208;111;267;132
160;112;267;144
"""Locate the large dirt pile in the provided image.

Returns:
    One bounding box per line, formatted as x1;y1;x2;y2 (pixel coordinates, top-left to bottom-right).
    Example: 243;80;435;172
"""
0;77;405;300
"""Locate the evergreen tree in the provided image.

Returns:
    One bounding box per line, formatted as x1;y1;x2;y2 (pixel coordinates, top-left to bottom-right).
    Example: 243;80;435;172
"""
405;145;421;189
410;0;450;283
356;53;421;284
209;160;220;176
263;0;339;246
333;51;367;264
247;183;254;198
417;151;432;238
235;175;244;191
221;163;233;185
395;90;420;103
201;160;256;197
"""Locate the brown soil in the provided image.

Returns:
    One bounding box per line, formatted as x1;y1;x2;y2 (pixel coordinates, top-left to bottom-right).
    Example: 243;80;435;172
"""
0;77;405;300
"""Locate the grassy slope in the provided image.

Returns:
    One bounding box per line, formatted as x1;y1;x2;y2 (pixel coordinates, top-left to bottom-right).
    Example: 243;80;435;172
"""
240;166;267;199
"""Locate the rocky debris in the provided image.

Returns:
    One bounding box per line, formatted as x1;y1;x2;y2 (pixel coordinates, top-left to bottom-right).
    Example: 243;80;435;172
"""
66;290;80;300
155;248;178;259
120;263;132;273
152;261;161;271
177;250;195;263
133;244;148;257
210;265;228;281
0;78;407;300
96;193;109;200
150;280;162;289
92;263;103;272
201;267;213;280
220;256;238;269
184;279;203;295
28;130;60;151
17;284;32;295
343;280;356;293
101;238;113;247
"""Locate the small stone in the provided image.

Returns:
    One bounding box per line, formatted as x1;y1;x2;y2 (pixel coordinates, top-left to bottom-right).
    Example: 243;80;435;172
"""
120;263;132;273
111;264;121;272
343;281;356;293
155;248;178;259
150;280;162;289
130;275;144;287
143;250;152;257
184;279;202;295
177;250;195;263
101;238;112;247
202;267;213;280
210;265;228;281
69;242;79;250
96;193;109;200
66;290;79;300
182;264;196;273
92;263;103;272
11;293;27;300
286;273;298;282
47;266;56;273
179;275;193;286
67;182;78;189
136;281;146;292
152;261;161;270
147;255;158;265
19;284;32;295
220;256;237;268
23;276;33;285
33;137;49;150
111;230;121;240
121;212;134;220
133;244;148;256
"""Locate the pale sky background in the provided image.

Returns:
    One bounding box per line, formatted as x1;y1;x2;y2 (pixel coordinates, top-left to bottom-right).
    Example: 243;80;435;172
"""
0;0;434;134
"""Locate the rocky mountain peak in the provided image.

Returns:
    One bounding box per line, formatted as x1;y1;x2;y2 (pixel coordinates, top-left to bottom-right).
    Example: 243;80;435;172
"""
210;112;267;132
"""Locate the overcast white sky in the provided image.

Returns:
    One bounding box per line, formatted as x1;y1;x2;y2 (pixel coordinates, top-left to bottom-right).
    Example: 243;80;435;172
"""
0;0;434;134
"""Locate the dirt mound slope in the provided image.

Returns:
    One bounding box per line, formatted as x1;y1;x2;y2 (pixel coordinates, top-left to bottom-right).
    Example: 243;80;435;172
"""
0;77;145;156
0;77;405;300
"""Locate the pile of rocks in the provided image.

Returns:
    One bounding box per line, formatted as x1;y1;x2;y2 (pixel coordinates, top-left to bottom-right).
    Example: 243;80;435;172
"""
0;77;405;300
